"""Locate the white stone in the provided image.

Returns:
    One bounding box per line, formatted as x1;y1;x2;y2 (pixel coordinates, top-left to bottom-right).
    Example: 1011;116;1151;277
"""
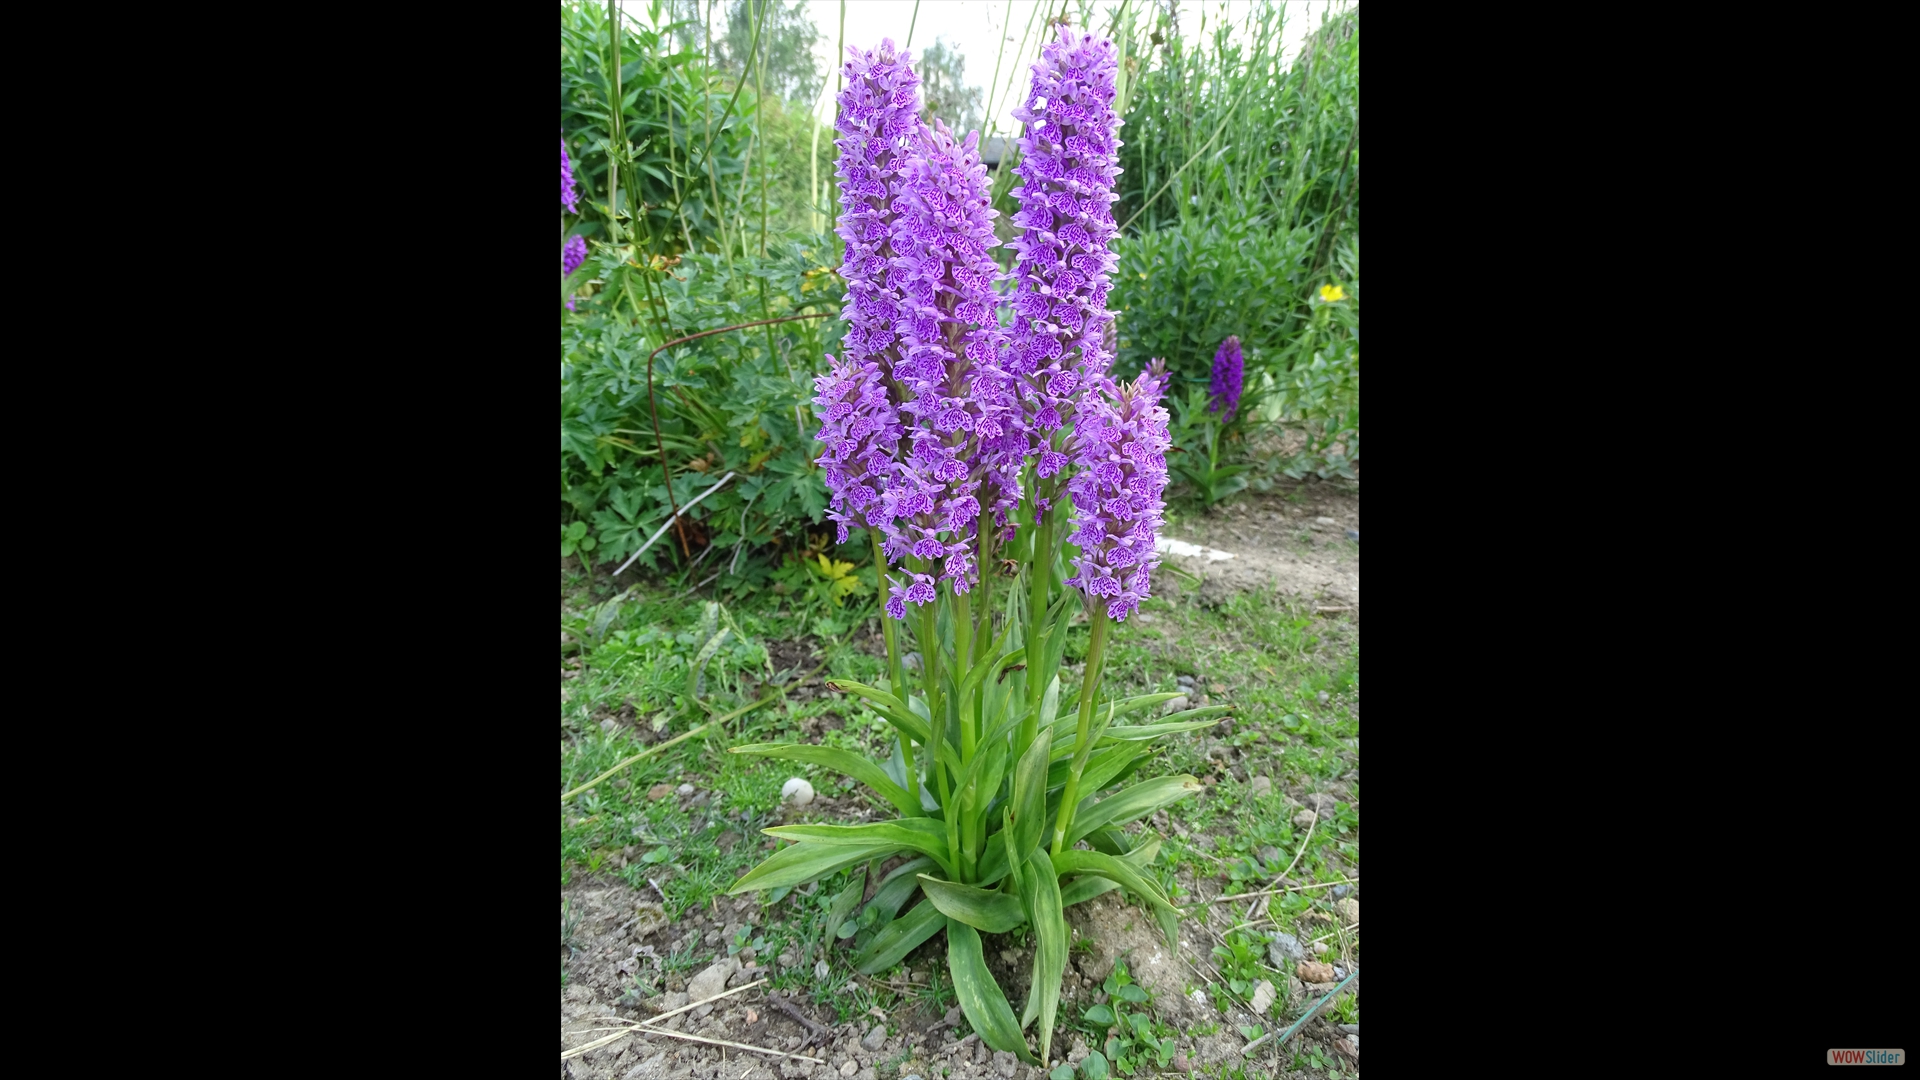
782;778;815;807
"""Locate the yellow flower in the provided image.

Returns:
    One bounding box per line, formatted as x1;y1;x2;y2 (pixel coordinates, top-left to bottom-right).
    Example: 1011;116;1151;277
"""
1319;284;1347;303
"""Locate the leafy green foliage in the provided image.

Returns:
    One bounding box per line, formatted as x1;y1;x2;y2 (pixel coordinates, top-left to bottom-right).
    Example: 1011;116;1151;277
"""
562;520;599;560
1079;962;1175;1076
1210;930;1275;1014
1103;5;1359;500
670;0;823;107
1165;387;1255;509
726;509;1215;1066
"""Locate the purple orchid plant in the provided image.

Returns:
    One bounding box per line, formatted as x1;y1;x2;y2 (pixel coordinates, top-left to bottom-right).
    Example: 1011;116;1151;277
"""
730;26;1223;1068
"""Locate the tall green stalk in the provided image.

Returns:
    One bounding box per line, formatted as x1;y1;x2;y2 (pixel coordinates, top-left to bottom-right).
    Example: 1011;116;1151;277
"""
872;528;917;812
1023;501;1054;723
953;588;976;880
919;598;961;880
1051;606;1110;856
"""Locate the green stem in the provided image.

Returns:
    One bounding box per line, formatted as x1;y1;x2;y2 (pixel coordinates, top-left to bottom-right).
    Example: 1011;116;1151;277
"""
606;0;623;245
917;590;941;725
872;529;917;812
953;589;977;878
1051;605;1110;856
919;599;962;879
1023;498;1054;731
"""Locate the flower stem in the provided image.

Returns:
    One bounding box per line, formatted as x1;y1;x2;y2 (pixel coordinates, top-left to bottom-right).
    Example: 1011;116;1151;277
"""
872;529;918;813
953;589;978;878
1051;604;1110;856
1023;500;1054;744
920;599;962;880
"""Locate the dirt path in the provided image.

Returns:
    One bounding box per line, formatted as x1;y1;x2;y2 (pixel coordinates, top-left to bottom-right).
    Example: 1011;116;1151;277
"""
1154;483;1359;612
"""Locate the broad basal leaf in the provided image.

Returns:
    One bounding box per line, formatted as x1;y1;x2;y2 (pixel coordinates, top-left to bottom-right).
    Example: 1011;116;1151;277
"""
764;820;953;878
729;840;901;894
918;875;1027;934
948;920;1039;1063
1017;846;1067;1062
1065;776;1202;847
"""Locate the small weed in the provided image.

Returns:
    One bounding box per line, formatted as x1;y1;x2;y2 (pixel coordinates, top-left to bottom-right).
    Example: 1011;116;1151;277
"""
1077;963;1177;1076
1210;929;1276;1014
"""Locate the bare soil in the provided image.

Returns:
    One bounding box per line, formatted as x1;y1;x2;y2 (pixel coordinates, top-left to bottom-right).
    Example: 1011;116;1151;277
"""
1155;482;1359;613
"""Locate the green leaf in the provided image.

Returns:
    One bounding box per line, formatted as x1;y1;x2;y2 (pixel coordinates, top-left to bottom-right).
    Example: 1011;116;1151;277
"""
1002;804;1026;900
1017;846;1067;1061
1051;1068;1076;1080
867;856;933;919
823;866;867;946
1084;1005;1115;1026
821;679;934;745
692;627;732;674
1045;743;1143;797
1066;777;1204;847
1058;875;1122;908
1106;692;1186;720
852;897;945;974
1116;984;1148;1003
1100;709;1232;741
764;821;954;878
1009;721;1053;860
1087;828;1130;856
947;920;1038;1064
1153;906;1180;955
918;875;1027;934
730;743;918;817
1047;850;1182;929
729;840;901;894
1039;673;1062;732
1080;1050;1109;1080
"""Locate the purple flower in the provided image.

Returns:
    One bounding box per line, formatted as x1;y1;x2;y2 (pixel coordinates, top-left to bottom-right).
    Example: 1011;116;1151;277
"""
832;40;922;384
1005;25;1124;512
813;353;903;544
1209;335;1243;422
879;119;1018;608
562;234;588;311
561;133;580;215
1064;360;1171;622
828;40;922;552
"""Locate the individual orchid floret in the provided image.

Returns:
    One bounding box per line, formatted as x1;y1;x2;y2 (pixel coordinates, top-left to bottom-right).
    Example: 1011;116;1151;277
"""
1064;359;1172;622
1209;335;1244;422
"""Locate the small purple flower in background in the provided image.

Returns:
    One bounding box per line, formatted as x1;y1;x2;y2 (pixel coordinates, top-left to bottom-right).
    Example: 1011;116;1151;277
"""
1209;335;1243;422
812;353;903;546
561;133;580;214
1005;25;1124;509
562;234;588;311
882;119;1015;607
1064;359;1172;622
